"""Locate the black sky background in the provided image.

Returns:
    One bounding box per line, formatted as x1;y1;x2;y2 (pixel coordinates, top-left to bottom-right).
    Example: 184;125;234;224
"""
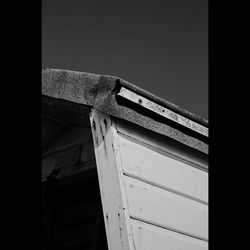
42;0;208;120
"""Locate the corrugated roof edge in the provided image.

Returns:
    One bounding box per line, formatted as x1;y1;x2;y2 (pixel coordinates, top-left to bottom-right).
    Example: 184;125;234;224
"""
42;68;208;154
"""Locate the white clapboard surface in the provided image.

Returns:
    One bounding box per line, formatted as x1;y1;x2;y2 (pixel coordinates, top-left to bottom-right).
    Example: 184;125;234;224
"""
124;176;208;241
91;111;208;249
131;219;208;250
115;119;208;170
117;133;208;204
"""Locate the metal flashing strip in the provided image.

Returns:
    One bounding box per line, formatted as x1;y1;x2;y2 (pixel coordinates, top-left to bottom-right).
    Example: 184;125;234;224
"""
117;87;208;137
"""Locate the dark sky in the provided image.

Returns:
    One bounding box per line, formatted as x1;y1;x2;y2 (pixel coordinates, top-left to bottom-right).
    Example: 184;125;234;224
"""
42;0;208;120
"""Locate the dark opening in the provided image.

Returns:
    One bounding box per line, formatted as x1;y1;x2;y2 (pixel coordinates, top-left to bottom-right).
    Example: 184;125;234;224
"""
42;96;108;250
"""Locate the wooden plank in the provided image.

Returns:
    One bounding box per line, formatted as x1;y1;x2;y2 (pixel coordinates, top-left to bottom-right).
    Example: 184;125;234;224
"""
116;119;208;170
117;87;208;137
89;109;135;250
118;134;208;204
130;219;208;250
124;176;208;241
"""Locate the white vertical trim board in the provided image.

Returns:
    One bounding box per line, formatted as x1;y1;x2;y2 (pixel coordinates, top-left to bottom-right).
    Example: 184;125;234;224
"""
117;133;208;204
131;219;208;250
124;176;208;241
89;109;135;250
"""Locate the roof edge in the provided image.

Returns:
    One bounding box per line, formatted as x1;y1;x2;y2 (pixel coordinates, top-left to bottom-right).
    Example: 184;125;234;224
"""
115;78;208;127
42;68;208;127
42;68;208;154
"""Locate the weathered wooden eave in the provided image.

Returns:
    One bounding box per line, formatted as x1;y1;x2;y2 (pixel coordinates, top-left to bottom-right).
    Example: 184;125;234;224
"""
42;68;208;154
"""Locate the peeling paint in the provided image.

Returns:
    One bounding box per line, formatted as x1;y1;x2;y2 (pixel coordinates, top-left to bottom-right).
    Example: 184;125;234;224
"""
99;123;108;158
111;143;115;153
90;110;137;250
117;212;125;247
104;118;108;131
100;125;105;140
94;135;98;145
93;119;96;130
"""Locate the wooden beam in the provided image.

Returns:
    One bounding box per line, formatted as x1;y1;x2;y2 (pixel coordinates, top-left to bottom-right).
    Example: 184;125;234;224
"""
89;108;135;250
117;87;208;137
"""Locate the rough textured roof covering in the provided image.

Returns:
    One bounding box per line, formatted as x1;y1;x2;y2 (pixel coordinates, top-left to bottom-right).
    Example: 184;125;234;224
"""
42;68;208;154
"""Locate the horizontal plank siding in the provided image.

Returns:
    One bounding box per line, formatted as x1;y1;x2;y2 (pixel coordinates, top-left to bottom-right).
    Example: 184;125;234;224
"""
115;119;208;170
131;219;208;250
90;112;208;249
117;133;208;203
124;176;208;240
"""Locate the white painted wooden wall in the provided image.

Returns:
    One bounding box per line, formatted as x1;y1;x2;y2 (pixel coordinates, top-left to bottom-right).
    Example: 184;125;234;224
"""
90;109;208;250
